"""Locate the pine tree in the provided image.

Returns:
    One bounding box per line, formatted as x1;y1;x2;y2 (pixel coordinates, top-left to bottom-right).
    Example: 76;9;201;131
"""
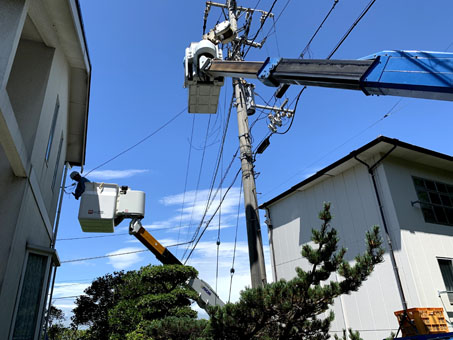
207;202;385;340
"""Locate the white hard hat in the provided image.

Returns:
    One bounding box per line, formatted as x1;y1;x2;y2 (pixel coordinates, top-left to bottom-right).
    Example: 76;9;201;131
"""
70;171;79;180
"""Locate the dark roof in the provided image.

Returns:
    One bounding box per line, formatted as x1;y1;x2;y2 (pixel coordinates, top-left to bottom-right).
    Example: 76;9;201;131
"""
259;136;453;208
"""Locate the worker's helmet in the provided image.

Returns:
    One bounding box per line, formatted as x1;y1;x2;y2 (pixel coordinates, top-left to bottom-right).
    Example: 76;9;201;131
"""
70;171;79;180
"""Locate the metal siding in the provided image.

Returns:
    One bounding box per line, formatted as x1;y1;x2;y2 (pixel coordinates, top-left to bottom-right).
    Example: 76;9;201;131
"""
382;157;453;318
268;162;404;340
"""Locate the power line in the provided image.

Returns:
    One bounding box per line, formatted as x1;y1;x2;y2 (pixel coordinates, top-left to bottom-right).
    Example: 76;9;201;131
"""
61;240;192;264
327;0;377;59
243;0;279;57
261;0;292;46
57;233;129;241
268;0;376;131
61;249;149;263
176;114;196;255
300;0;339;59
228;178;242;303
260;99;403;201
84;107;186;176
182;96;235;261
181;145;240;263
57;225;188;241
52;295;81;300
181;115;213;260
184;167;241;263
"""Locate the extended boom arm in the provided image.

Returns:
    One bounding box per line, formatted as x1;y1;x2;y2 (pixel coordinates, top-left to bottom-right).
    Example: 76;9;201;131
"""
129;219;225;309
206;51;453;101
185;40;453;113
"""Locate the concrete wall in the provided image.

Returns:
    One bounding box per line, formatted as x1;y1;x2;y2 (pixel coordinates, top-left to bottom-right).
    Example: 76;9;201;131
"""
267;156;406;340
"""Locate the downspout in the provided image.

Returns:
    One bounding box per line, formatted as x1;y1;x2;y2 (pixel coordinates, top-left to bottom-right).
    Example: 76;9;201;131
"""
42;162;69;337
354;145;409;311
264;207;278;282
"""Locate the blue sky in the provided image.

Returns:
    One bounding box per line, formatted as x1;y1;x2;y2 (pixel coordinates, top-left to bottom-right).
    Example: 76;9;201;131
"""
53;0;453;320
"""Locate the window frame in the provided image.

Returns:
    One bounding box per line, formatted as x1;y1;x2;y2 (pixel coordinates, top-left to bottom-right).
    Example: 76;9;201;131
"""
412;176;453;226
45;96;60;164
9;246;52;340
437;257;453;305
51;132;64;191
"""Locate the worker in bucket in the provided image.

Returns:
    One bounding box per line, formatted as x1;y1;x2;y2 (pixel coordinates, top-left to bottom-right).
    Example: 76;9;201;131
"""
70;171;90;200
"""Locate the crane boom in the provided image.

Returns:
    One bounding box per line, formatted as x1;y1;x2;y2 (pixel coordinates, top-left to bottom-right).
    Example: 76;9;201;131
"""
77;183;225;311
205;51;453;102
129;219;225;309
184;41;453;113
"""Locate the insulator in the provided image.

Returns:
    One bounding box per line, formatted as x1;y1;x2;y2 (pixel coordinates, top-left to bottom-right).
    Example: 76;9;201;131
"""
268;123;277;133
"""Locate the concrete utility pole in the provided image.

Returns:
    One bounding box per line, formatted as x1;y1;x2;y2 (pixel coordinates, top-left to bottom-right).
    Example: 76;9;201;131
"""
227;0;267;288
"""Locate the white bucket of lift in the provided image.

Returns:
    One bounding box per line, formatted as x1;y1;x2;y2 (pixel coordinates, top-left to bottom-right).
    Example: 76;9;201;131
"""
78;182;119;233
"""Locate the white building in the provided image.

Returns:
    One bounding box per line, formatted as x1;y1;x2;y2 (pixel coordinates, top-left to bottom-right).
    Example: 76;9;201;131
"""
260;136;453;340
0;0;90;338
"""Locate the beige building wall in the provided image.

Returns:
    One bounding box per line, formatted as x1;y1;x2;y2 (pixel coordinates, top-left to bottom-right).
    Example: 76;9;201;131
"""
0;0;89;338
265;146;453;340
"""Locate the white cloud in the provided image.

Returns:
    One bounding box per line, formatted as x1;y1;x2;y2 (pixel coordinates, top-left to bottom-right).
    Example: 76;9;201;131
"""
106;247;144;270
168;239;273;304
87;169;149;180
152;187;243;234
53;282;90;298
52;282;91;325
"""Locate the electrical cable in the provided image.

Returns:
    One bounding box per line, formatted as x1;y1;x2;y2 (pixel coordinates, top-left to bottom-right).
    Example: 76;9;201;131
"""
52;295;80;300
60;240;192;264
271;16;281;57
182;145;239;262
182;95;234;260
57;233;129;241
327;0;377;59
267;0;375;133
262;0;292;40
228;178;242;303
215;103;226;294
56;225;187;241
215;152;223;293
300;0;339;59
260;99;403;201
61;249;149;263
184;167;242;263
274;87;304;135
181;115;213;260
176;115;196;254
84;107;186;176
243;0;279;57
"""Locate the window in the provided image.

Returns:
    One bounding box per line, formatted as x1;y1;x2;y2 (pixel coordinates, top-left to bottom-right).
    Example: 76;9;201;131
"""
51;133;64;191
45;96;60;163
12;253;49;340
438;259;453;304
413;177;453;226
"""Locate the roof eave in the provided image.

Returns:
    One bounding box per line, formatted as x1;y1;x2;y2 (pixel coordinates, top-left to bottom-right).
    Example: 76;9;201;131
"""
259;136;453;209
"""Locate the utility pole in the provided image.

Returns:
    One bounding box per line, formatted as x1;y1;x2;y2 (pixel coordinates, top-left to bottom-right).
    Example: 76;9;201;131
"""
227;0;267;288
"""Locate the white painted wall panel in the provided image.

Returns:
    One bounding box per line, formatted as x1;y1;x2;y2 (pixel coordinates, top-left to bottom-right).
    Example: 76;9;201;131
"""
268;161;404;340
382;158;453;317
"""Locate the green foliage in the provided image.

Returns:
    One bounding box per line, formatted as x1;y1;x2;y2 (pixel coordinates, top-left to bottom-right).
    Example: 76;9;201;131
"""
71;203;384;340
71;264;203;340
386;331;397;340
71;271;127;340
108;265;199;339
44;306;66;340
207;202;385;340
125;318;211;340
334;328;363;340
